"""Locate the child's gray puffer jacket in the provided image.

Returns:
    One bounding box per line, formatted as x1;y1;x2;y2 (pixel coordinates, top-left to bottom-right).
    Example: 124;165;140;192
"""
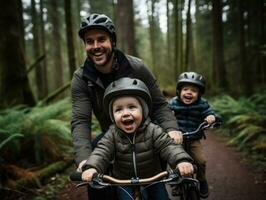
83;118;193;179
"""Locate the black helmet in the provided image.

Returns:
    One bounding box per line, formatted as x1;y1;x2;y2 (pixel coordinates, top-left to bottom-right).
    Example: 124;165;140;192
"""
78;13;116;46
177;72;205;94
103;78;152;120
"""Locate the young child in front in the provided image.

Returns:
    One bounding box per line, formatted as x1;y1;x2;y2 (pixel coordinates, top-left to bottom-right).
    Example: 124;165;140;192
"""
169;72;222;198
81;77;194;200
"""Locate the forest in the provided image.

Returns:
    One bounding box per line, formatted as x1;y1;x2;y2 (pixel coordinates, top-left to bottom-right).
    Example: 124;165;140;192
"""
0;0;265;199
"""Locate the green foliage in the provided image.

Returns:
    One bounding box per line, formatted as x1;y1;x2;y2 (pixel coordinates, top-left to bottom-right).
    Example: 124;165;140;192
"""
211;92;266;159
0;98;72;166
0;133;23;150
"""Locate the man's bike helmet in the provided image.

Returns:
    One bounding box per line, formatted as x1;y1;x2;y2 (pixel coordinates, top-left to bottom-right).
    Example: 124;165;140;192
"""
177;72;205;94
78;13;116;46
103;77;152;120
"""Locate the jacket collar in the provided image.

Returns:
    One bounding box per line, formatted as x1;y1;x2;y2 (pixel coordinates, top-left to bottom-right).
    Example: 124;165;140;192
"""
82;49;133;88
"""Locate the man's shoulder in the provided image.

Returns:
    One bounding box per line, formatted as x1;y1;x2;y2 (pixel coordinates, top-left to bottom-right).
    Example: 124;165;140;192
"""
73;66;84;77
125;54;144;68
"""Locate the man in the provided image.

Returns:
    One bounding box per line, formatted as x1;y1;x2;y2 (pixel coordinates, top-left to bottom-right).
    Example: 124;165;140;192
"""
71;13;183;199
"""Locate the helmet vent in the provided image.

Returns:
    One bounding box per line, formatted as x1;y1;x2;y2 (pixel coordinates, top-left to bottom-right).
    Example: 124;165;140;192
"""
133;79;138;85
92;15;97;20
95;18;106;23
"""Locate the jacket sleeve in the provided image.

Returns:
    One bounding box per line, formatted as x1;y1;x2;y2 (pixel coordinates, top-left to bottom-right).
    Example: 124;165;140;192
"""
133;59;178;132
83;130;115;173
201;100;223;123
71;69;93;165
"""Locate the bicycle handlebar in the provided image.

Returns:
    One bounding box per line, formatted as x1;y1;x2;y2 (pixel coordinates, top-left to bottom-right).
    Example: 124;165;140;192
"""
182;121;221;139
69;168;197;188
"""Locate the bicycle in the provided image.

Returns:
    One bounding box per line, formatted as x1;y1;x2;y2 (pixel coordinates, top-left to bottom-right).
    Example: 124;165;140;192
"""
69;168;200;200
171;121;221;198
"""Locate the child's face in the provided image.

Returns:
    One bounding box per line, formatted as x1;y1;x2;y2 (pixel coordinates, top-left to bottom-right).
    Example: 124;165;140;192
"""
180;85;200;105
112;96;143;134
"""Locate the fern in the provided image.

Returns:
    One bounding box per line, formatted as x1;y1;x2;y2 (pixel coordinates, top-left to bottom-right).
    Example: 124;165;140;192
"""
0;98;72;165
212;91;266;159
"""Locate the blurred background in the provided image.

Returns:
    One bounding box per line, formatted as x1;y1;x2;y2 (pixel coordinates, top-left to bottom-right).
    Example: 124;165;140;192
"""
0;0;265;199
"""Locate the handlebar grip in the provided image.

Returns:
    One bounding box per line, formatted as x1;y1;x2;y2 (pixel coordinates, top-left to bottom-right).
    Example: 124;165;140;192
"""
69;172;82;181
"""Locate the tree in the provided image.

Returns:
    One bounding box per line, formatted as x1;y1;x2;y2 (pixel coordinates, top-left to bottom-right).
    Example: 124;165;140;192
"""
184;0;196;71
211;0;227;90
39;0;48;97
116;0;136;55
31;0;47;100
0;0;35;108
173;0;183;81
146;0;157;77
64;0;76;79
49;0;64;90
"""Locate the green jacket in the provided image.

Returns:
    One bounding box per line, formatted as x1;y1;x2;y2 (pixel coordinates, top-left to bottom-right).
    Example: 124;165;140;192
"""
83;119;192;179
71;49;178;164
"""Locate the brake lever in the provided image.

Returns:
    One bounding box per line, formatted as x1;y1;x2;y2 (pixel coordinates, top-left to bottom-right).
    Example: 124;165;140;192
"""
76;173;108;189
165;169;183;186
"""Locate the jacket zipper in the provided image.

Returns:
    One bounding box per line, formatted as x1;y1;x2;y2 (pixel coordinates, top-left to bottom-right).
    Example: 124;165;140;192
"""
127;133;138;178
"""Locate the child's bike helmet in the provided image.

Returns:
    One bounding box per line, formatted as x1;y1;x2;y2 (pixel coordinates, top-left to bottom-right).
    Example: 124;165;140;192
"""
177;72;205;94
78;13;116;46
103;77;152;120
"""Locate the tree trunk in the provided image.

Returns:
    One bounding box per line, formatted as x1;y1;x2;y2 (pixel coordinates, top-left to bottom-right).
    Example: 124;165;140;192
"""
173;0;178;81
237;0;249;93
166;0;172;73
146;0;157;77
212;0;227;90
178;1;184;72
49;0;64;90
116;0;136;55
39;0;48;97
185;0;192;71
0;0;35;108
64;0;76;79
31;0;45;100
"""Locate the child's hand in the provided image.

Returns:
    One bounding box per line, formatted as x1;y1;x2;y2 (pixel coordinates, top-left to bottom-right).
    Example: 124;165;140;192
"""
168;131;183;144
176;162;194;176
205;115;215;124
82;168;97;182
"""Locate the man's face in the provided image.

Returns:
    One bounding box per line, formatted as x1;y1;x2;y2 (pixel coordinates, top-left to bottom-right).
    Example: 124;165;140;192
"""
112;96;143;134
84;29;113;72
180;84;200;105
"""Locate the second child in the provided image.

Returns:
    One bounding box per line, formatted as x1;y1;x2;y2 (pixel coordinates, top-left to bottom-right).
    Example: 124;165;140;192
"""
169;72;222;198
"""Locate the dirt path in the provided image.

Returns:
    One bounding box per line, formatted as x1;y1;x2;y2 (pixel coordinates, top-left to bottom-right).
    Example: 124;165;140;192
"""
202;131;266;200
57;131;266;200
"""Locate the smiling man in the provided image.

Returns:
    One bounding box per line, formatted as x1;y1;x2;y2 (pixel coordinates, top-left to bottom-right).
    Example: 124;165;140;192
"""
71;13;185;200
